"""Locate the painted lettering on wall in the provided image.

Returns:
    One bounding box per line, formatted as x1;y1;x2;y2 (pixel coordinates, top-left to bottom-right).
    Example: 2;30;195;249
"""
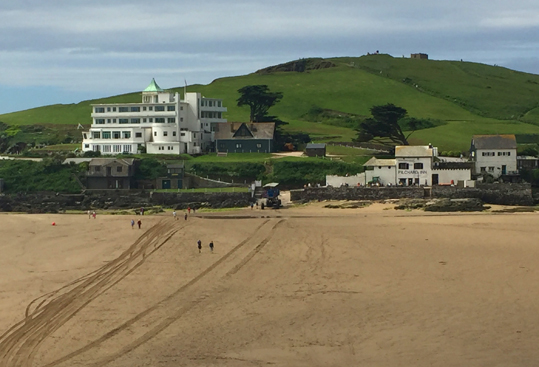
398;170;428;175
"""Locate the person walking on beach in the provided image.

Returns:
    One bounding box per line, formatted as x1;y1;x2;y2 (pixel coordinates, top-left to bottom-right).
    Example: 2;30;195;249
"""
131;219;135;229
88;210;91;219
187;206;191;214
209;241;214;253
184;213;188;221
197;240;202;253
92;211;96;219
173;210;177;220
137;220;142;229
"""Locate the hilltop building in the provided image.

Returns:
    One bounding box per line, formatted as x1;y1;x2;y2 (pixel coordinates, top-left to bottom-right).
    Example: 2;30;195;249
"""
411;53;428;59
470;135;517;178
81;79;227;155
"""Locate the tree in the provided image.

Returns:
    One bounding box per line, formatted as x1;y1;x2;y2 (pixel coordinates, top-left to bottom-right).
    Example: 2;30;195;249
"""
354;103;425;146
237;85;283;122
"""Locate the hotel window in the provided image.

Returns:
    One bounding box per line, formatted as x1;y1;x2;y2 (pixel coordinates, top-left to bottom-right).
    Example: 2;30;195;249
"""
107;119;111;123
149;106;153;111
117;166;122;172
209;100;213;107
143;118;147;123
180;106;183;110
95;119;105;124
113;145;122;152
181;133;185;136
173;131;177;136
155;118;165;123
107;107;111;112
154;132;157;136
167;106;175;111
218;112;222;118
112;131;121;139
122;131;131;139
480;167;486;172
84;144;90;148
163;131;168;137
168;118;175;123
414;163;423;169
155;105;165;111
130;118;140;123
130;107;140;112
135;132;142;138
149;118;153;122
507;152;511;156
93;145;100;152
95;107;105;113
119;119;128;124
488;167;494;172
123;145;132;152
102;145;111;153
180;118;183;122
102;131;111;139
92;132;101;139
143;106;147;111
113;119;117;123
193;133;197;138
119;107;128;112
113;107;117;112
398;163;409;169
218;101;222;107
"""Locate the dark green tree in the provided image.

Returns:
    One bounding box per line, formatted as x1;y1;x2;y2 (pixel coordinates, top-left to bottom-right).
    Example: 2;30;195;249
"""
354;103;426;146
237;85;283;122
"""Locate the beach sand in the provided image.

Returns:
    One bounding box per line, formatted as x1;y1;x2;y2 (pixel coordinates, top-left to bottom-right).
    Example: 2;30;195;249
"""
1;205;539;366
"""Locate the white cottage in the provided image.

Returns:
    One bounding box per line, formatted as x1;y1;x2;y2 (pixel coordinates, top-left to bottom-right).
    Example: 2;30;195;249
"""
470;135;517;178
363;145;471;186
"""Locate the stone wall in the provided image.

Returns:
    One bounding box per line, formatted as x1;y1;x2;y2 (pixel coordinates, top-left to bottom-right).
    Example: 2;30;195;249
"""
291;186;425;202
0;191;251;213
432;183;533;206
291;183;533;206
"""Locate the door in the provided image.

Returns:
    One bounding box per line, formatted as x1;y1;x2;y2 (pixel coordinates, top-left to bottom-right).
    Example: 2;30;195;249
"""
502;165;507;175
432;174;439;185
407;178;413;186
162;180;171;189
177;179;183;189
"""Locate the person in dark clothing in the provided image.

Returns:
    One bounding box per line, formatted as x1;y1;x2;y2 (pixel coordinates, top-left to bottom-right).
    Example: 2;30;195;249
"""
197;240;202;253
137;220;142;229
184;213;188;220
209;241;214;253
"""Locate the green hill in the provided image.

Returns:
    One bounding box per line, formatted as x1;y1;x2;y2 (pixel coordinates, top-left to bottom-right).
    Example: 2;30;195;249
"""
2;54;539;151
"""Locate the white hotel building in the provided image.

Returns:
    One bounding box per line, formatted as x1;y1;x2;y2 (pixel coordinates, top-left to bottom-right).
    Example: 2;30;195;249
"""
81;79;227;155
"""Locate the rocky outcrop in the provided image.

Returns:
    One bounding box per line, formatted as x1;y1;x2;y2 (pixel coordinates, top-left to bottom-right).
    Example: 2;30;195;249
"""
395;198;487;212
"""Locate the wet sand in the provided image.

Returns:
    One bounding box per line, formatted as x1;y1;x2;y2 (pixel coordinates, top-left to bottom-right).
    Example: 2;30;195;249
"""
1;205;538;366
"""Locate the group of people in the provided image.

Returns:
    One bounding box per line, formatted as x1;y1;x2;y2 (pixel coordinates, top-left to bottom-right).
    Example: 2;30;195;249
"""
197;239;214;253
87;210;97;219
131;219;142;229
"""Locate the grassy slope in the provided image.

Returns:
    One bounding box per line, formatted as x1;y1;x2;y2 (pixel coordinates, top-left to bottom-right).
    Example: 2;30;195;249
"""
2;55;539;151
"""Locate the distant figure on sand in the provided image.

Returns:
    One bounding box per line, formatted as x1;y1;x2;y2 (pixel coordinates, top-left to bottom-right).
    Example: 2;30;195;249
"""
92;211;96;219
197;240;202;253
131;219;135;229
209;241;214;253
137;220;142;229
88;210;91;219
184;213;188;221
140;207;144;216
173;211;177;220
188;206;191;214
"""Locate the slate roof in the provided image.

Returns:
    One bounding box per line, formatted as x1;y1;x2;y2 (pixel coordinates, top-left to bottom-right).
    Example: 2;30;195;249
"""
214;122;275;140
88;158;135;166
471;135;517;150
395;145;433;157
364;157;396;167
306;143;326;149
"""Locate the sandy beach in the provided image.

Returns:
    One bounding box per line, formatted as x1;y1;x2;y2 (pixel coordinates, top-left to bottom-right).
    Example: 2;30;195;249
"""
1;204;539;366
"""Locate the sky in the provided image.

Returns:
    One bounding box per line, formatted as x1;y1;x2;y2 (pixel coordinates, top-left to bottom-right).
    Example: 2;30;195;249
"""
0;0;538;115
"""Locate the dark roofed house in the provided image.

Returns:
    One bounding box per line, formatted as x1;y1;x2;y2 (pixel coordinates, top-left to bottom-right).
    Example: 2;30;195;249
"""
214;122;275;153
86;158;136;190
305;143;326;157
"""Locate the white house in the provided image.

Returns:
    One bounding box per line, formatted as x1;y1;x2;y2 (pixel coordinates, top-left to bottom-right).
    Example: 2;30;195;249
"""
81;79;227;155
470;135;517;178
362;145;471;186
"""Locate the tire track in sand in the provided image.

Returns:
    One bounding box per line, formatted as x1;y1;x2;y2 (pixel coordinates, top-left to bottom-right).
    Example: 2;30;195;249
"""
0;220;179;367
38;218;280;367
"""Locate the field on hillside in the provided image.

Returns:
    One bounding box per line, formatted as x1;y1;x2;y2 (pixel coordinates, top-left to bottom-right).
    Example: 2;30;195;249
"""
2;208;539;366
2;55;539;151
